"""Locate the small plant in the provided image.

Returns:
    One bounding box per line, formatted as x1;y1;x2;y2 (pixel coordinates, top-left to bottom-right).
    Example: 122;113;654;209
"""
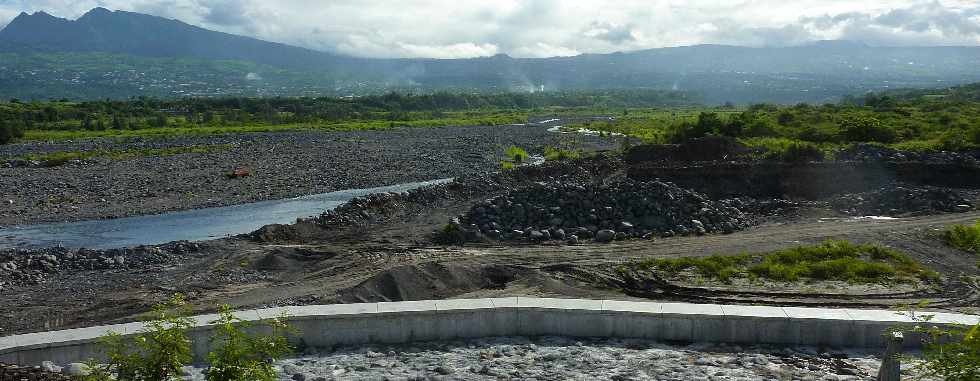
543;146;580;161
82;294;194;381
943;221;980;255
500;161;515;170
205;305;294;381
80;295;295;381
504;145;528;164
892;305;980;381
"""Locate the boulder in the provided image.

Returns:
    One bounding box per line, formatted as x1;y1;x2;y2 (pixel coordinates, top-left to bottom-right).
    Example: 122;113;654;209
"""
595;230;616;243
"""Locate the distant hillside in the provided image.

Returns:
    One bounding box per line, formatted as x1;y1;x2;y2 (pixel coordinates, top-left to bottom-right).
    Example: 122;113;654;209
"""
2;8;980;103
0;8;358;70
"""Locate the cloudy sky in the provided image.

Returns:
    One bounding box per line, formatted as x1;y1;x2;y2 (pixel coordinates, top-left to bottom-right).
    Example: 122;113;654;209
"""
1;0;979;58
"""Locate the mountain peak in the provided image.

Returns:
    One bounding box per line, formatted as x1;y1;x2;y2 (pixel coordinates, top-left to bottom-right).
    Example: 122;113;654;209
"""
80;7;113;19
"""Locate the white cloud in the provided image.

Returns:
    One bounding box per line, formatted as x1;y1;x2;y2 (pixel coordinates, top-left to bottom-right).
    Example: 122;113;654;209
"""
0;0;978;58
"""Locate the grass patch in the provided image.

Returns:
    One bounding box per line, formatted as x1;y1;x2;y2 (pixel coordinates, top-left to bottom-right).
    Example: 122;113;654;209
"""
543;146;581;161
943;221;980;255
631;240;939;284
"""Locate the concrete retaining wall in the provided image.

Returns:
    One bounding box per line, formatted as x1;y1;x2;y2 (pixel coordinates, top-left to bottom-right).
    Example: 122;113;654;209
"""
2;298;978;366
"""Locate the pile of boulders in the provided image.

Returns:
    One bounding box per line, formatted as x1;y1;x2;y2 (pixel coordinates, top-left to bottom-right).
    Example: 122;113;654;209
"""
831;185;974;216
448;179;747;244
0;241;200;288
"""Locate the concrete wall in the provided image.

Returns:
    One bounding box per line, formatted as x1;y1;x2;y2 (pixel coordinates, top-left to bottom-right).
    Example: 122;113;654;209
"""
2;298;978;366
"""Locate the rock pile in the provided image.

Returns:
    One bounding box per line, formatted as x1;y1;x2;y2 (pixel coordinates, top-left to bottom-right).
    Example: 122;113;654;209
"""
0;241;199;287
453;179;747;243
831;185;974;216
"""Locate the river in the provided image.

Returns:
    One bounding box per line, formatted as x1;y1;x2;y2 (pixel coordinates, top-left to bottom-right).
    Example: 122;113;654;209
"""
0;178;452;250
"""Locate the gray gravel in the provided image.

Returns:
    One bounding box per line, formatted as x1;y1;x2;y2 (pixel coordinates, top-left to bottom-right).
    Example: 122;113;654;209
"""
175;337;889;381
0;124;616;227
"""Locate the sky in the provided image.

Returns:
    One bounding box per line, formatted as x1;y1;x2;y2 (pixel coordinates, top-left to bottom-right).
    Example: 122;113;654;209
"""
0;0;979;58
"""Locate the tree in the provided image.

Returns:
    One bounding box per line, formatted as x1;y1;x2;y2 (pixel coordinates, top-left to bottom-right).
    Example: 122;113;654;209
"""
839;115;896;143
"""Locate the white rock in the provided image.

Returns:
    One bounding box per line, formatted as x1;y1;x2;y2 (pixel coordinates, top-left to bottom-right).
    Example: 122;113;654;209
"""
66;363;91;376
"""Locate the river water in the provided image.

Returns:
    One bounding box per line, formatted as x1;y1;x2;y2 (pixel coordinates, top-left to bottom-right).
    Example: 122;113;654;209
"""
0;178;452;250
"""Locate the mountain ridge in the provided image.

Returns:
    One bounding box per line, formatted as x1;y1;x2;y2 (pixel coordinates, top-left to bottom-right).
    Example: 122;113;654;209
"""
2;8;980;103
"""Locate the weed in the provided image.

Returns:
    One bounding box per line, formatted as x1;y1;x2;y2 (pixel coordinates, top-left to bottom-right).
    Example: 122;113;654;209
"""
943;221;980;255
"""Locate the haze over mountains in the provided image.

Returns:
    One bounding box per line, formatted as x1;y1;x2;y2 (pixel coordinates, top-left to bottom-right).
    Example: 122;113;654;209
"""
2;7;980;103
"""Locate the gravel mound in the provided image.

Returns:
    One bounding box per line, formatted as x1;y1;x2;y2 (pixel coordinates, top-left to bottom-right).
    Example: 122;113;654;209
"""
831;185;975;216
174;336;882;381
0;241;199;288
453;179;747;243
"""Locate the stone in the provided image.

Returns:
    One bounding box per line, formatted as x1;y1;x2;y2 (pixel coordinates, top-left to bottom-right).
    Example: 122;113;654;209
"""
692;220;707;235
66;363;91;376
550;228;566;240
529;230;545;240
41;361;62;373
595;230;616;243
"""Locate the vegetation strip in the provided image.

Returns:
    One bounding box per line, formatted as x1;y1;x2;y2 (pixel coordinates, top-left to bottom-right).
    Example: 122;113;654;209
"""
626;240;940;284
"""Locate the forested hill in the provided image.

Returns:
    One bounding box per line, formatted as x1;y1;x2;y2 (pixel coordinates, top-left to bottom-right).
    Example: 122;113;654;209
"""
2;8;980;103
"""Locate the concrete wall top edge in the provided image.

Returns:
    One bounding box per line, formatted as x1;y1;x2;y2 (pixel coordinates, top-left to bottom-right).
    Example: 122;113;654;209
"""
2;297;977;355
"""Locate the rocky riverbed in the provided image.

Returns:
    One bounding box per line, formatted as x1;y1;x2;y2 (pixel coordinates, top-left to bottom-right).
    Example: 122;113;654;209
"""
0;124;617;227
173;336;894;381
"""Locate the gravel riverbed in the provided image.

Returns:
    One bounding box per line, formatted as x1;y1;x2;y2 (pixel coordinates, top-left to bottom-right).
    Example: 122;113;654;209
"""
0;124;616;227
176;337;892;381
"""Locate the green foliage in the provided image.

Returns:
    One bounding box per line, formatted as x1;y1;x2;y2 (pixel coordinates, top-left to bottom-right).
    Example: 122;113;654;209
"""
0;119;25;144
500;161;515;170
82;294;194;381
205;305;293;381
571;91;980;155
543;146;581;161
631;240;939;284
839;115;896;143
634;254;751;283
943;221;980;255
81;295;296;381
504;145;529;164
895;307;980;380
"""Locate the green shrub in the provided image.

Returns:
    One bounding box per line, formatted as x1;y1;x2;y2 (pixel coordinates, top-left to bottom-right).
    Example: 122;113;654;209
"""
777;141;825;163
81;295;295;381
839;115;897;143
897;309;980;380
944;221;980;255
82;294;194;381
205;305;293;381
504;145;528;164
500;161;515;170
0;120;24;144
543;147;580;161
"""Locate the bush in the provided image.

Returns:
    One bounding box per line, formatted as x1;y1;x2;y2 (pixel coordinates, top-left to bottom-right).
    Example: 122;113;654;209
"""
81;295;295;381
82;294;194;381
897;309;980;380
504;145;528;164
944;221;980;254
206;305;293;381
0;120;24;144
776;141;825;163
839;115;897;143
543;147;580;161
